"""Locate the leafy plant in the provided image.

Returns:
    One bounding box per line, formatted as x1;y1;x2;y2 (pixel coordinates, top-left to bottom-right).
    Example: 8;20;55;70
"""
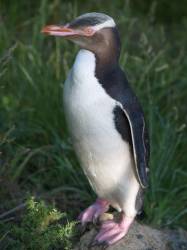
0;197;76;250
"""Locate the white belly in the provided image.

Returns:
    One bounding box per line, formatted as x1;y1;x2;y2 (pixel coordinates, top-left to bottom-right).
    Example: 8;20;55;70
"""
63;49;139;214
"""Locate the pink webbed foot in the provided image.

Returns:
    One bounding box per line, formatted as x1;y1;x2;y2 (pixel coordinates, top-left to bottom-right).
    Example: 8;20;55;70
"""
91;214;134;247
78;199;109;226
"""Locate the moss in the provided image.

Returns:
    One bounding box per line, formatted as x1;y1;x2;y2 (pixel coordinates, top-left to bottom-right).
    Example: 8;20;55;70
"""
1;197;77;250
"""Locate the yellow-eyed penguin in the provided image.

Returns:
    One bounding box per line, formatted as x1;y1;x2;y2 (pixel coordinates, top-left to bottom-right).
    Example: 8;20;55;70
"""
42;12;150;247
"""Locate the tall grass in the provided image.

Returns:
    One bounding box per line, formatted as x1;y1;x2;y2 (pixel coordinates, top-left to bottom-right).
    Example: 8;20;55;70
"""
0;0;187;239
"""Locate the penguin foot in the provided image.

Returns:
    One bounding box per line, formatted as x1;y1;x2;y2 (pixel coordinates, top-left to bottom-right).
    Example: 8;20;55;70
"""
93;215;133;246
78;198;109;226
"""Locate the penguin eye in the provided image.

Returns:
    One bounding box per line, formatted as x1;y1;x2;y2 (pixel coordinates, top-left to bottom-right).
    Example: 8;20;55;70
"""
84;27;94;36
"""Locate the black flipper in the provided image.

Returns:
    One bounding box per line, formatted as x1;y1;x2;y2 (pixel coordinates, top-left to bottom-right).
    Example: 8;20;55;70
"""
120;103;149;188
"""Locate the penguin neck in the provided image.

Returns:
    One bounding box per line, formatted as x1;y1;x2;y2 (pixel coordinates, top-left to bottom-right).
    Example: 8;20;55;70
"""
72;47;120;86
72;49;96;83
93;26;121;79
95;50;120;80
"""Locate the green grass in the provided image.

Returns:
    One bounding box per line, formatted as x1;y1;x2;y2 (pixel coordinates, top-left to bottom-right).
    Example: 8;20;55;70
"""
0;0;187;248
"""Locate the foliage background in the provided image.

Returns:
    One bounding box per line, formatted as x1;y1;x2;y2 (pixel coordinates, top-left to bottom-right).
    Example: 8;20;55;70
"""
0;0;187;248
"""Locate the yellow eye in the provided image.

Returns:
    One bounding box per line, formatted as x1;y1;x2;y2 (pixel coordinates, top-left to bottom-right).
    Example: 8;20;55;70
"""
85;27;94;35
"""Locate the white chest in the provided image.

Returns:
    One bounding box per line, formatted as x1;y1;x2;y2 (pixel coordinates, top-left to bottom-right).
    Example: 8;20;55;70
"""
63;50;123;155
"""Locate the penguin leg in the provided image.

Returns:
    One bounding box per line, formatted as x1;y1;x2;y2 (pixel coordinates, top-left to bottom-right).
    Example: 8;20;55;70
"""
78;198;109;226
91;213;134;246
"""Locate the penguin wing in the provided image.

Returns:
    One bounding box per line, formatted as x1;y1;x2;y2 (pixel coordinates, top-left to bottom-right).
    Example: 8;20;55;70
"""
95;66;149;188
120;101;150;188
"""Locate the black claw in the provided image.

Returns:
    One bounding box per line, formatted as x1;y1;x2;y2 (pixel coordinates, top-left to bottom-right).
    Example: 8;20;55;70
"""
80;224;87;234
93;216;98;225
102;245;109;249
77;222;88;234
89;240;109;249
101;241;109;249
89;239;98;248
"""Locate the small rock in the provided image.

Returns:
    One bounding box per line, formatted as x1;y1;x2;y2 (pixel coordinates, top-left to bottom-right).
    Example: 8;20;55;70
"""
99;213;114;222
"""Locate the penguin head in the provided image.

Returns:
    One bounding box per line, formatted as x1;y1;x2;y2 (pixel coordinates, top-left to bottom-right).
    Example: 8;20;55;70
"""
42;12;121;59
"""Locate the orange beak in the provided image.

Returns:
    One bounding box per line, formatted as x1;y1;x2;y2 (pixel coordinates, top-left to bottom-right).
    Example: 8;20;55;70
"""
41;25;95;37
